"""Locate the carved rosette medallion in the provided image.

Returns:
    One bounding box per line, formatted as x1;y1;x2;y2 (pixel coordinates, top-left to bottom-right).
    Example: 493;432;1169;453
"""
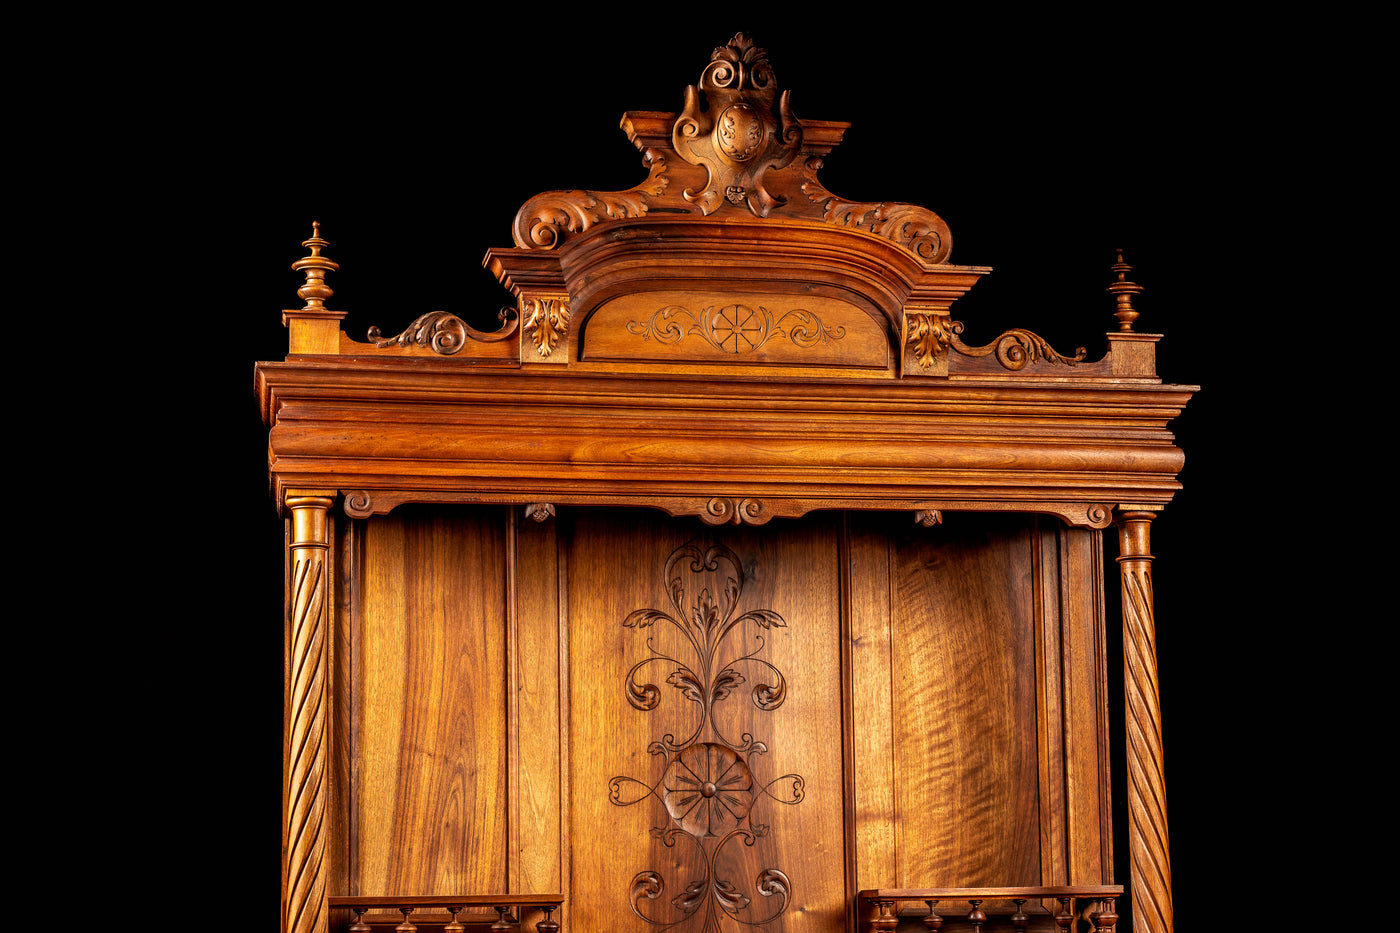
628;304;844;356
673;34;802;218
609;542;804;932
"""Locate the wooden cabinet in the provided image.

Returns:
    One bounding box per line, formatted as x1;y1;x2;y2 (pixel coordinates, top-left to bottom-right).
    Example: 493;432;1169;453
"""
259;34;1192;933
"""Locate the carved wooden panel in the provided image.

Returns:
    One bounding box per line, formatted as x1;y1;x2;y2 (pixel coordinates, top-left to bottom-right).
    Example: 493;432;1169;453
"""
582;291;889;370
567;511;847;932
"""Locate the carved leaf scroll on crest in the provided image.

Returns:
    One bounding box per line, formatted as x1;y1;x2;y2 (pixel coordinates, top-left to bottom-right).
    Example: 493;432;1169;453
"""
610;542;803;932
673;34;802;218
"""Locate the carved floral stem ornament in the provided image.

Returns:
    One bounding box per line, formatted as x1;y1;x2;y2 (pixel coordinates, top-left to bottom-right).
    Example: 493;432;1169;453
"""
610;542;803;932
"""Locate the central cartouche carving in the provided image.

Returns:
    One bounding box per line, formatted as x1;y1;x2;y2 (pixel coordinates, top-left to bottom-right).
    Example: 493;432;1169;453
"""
673;34;802;218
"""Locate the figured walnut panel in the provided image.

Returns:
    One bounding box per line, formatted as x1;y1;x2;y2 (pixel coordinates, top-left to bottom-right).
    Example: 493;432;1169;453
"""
889;515;1042;888
348;507;509;896
566;510;847;933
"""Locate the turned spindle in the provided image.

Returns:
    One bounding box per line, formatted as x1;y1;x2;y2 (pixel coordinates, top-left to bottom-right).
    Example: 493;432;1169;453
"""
966;899;986;933
445;906;465;933
922;899;943;930
1092;897;1119;932
871;899;898;932
348;907;370;933
1011;898;1029;931
492;906;513;932
537;905;560;933
395;906;417;933
1054;897;1074;930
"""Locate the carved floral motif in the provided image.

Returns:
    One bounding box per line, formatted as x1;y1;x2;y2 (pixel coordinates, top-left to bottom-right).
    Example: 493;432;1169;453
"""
627;304;844;356
610;542;803;932
905;312;961;369
522;297;571;358
673;34;802;218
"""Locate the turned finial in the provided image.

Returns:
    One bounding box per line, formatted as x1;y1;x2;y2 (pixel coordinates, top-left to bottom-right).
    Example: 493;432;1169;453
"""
1106;249;1144;332
291;221;340;313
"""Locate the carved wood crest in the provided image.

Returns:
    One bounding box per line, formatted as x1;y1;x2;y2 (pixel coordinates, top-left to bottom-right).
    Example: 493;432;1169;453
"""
673;34;802;218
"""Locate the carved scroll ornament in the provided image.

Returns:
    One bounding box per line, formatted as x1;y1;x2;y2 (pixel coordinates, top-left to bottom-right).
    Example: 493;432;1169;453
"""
513;150;670;249
802;161;953;264
627;304;844;356
367;309;518;355
610;542;803;932
673;34;802;218
954;328;1087;369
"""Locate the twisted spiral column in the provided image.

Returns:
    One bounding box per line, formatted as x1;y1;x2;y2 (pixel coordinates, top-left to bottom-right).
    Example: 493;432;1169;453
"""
1116;509;1173;933
284;492;335;933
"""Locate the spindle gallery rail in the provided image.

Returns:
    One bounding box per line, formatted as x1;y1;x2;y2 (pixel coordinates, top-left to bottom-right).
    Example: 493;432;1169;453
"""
858;886;1122;931
327;895;564;932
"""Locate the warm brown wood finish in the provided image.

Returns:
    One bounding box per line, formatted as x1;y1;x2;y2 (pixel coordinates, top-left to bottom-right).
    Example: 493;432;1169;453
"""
261;33;1193;932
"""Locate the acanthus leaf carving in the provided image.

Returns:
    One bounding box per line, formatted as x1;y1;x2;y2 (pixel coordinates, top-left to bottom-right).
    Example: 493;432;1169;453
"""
522;296;571;358
802;158;953;263
905;312;962;369
513;149;670;249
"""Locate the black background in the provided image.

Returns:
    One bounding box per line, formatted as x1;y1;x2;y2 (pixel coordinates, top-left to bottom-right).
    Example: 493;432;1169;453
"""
135;13;1297;926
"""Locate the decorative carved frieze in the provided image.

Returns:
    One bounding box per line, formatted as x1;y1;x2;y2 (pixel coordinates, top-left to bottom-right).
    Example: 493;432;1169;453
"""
627;304;844;355
610;542;803;932
673;34;801;218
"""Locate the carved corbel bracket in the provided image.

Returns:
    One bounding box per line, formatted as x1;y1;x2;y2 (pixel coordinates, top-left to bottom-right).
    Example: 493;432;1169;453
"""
901;309;960;376
520;293;572;363
673;33;802;218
